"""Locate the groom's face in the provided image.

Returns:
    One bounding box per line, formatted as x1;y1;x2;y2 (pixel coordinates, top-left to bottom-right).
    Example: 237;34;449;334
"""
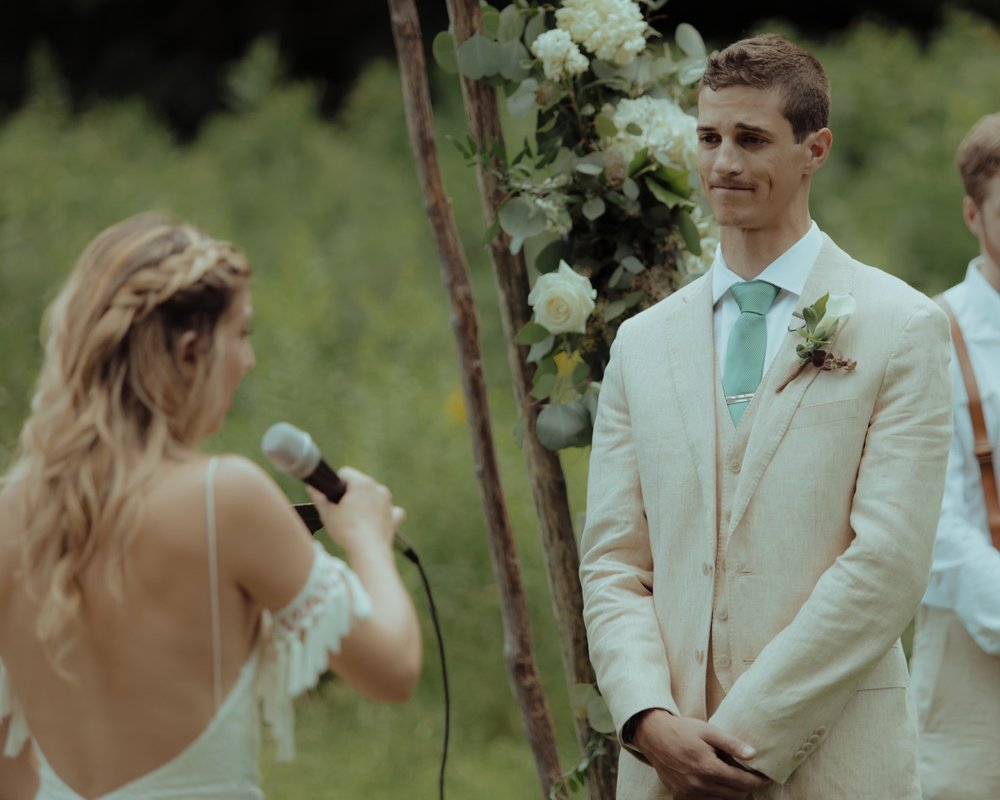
696;85;819;234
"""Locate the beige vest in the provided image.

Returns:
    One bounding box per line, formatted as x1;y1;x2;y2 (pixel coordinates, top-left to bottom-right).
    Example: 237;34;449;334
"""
707;380;757;714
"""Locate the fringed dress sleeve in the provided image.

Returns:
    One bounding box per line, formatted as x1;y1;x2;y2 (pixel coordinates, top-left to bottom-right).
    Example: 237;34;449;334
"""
255;541;372;760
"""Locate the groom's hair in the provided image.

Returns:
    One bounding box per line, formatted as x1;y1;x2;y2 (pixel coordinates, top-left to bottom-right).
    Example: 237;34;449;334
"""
701;33;830;143
956;112;1000;206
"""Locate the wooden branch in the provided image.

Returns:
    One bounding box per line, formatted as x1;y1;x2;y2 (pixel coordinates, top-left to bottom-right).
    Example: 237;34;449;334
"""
387;0;563;794
442;1;617;797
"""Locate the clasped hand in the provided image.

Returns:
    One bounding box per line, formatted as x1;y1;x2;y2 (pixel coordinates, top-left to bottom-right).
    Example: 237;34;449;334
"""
633;709;771;800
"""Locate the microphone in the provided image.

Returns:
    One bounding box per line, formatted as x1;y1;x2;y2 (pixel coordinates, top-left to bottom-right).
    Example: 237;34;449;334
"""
261;422;416;562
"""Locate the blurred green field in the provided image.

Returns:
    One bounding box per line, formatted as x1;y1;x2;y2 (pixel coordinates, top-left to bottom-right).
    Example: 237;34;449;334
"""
1;11;998;798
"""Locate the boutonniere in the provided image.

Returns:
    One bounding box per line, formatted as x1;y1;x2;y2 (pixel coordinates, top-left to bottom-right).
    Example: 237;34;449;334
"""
776;292;858;392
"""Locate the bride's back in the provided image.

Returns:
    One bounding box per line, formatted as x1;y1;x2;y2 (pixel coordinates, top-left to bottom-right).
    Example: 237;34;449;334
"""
0;456;258;796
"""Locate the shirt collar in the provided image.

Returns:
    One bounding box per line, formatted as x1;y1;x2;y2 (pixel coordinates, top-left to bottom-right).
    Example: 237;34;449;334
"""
711;221;823;305
962;257;1000;328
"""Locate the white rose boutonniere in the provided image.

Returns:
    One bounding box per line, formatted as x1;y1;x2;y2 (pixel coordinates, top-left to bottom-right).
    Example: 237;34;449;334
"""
777;292;858;392
527;260;597;335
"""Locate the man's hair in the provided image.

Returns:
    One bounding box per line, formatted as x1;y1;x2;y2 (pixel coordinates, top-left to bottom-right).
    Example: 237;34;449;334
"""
701;33;830;142
956;112;1000;207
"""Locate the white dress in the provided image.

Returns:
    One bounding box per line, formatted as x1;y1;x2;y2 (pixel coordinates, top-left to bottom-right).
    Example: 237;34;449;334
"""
0;457;372;798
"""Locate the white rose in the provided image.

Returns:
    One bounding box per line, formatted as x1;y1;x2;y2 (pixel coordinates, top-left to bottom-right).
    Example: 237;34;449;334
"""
528;261;597;334
814;293;856;339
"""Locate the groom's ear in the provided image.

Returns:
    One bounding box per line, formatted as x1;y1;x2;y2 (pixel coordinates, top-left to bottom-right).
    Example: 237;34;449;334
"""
803;128;833;174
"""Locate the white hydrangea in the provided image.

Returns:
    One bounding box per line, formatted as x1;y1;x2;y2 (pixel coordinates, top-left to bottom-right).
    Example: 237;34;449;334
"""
555;0;648;67
606;96;698;171
531;28;589;81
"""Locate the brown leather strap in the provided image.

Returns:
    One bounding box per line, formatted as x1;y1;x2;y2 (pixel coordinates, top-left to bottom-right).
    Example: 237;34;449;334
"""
936;296;1000;549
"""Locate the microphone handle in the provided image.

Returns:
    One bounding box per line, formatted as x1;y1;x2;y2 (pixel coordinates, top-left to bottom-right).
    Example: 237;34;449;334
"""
306;459;348;503
299;463;417;564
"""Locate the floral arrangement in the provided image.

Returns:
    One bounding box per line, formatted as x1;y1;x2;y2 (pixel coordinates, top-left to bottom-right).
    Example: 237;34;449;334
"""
435;0;716;449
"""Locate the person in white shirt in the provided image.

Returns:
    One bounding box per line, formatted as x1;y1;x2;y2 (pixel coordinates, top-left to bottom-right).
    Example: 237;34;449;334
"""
910;111;1000;800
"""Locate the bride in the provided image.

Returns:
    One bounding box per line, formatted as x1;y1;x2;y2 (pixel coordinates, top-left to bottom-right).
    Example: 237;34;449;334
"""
0;212;421;798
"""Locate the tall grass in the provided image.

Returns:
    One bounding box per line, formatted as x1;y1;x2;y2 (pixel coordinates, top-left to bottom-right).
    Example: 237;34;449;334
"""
1;11;997;797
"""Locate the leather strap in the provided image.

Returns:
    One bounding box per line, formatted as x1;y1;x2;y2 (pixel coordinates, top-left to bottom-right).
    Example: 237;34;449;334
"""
936;296;1000;549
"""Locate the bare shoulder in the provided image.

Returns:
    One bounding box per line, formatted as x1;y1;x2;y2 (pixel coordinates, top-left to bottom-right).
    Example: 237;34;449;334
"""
208;454;315;606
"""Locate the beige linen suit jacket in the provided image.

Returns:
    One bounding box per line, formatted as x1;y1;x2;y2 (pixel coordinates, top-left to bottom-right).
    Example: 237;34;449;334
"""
579;235;953;799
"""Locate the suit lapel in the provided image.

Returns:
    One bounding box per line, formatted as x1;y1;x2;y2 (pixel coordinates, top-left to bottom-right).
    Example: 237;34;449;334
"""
663;273;717;492
728;237;856;534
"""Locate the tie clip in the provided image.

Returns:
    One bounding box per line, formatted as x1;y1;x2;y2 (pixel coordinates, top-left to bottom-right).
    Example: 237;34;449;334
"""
725;393;755;405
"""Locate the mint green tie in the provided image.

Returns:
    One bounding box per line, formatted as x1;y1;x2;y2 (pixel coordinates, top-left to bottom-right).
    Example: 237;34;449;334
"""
723;280;779;423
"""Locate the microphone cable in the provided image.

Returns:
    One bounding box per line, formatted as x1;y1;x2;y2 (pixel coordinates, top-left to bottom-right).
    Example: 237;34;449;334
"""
294;504;450;800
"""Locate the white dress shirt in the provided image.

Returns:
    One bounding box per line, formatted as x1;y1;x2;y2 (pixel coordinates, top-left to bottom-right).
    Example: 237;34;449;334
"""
922;258;1000;654
712;221;823;376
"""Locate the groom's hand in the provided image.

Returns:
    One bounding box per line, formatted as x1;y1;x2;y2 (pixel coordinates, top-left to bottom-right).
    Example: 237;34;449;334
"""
633;709;771;800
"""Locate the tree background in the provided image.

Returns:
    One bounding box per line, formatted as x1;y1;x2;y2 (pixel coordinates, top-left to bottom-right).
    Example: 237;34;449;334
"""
1;2;998;797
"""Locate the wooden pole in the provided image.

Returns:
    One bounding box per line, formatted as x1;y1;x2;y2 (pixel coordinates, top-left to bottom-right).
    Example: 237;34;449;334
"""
387;0;563;794
442;1;617;796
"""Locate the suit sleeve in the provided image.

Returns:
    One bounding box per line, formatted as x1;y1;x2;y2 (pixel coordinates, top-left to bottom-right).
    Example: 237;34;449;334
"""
579;327;681;744
709;301;953;782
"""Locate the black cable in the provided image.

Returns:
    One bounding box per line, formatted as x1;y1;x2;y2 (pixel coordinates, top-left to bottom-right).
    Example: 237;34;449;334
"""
409;550;450;800
293;503;450;799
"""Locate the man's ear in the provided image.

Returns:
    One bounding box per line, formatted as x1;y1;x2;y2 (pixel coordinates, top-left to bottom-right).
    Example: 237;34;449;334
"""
962;195;982;238
803;128;832;174
173;330;199;380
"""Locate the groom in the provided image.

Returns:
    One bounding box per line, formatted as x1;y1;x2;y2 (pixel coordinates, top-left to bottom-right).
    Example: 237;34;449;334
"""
579;34;953;799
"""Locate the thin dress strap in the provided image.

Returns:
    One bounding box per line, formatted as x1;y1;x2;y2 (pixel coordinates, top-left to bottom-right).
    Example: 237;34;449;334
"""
205;456;223;710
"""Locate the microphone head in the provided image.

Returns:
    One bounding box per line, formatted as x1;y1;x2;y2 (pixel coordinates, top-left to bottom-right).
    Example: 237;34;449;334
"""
261;422;321;479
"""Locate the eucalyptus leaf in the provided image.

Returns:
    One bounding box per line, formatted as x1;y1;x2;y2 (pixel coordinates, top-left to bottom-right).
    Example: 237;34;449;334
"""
515;321;552;344
621;255;645;273
609;264;625;288
575;162;604;176
481;4;501;37
432;31;458;74
602;299;627;322
527;334;556;363
676;206;702;255
586;694;616;734
625;122;643;136
456;33;502;80
497;4;525;43
497;195;546;241
569;682;599;718
506;77;539;117
622;177;640;200
499;39;531;82
536;400;593;450
582;196;606;220
675;23;706;58
523;9;548;49
595;113;618;138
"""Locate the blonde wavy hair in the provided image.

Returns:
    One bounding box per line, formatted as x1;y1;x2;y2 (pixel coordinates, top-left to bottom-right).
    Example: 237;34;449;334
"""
3;211;252;670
